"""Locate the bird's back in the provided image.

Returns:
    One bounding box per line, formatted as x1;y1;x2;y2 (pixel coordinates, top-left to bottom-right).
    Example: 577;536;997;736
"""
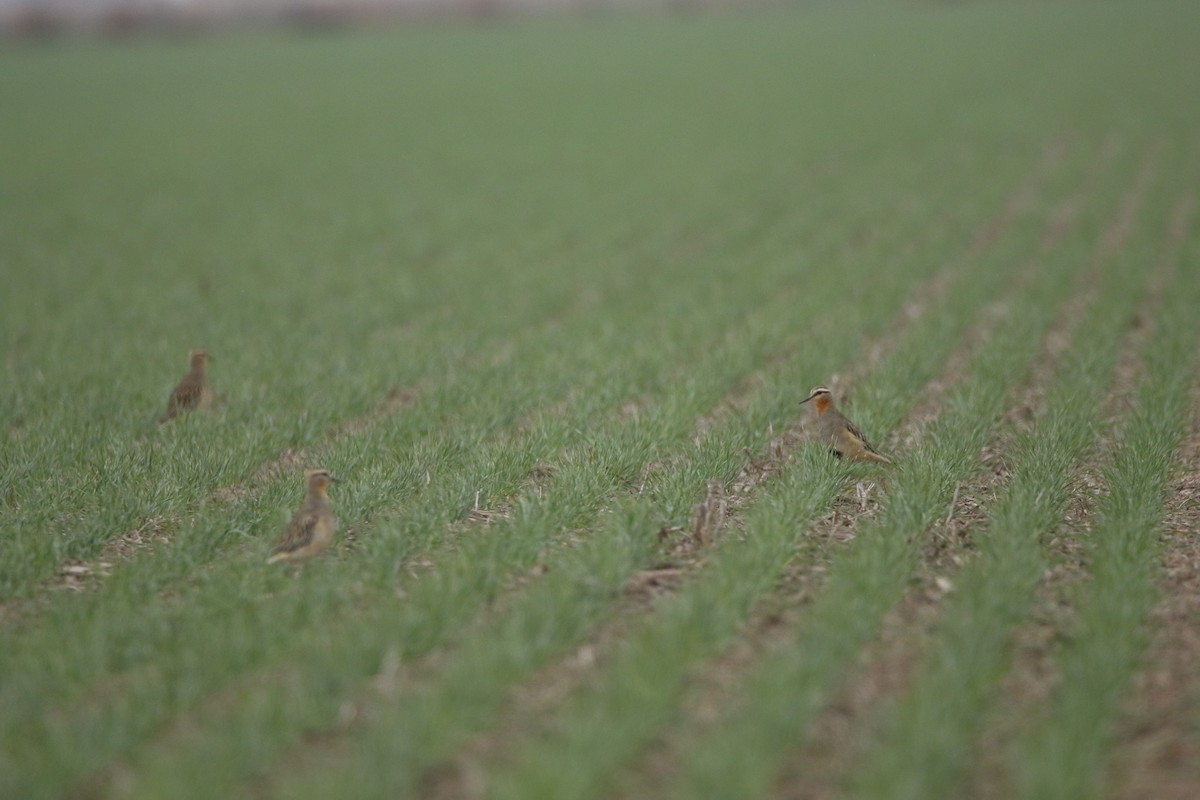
268;496;335;564
163;368;211;420
822;408;891;464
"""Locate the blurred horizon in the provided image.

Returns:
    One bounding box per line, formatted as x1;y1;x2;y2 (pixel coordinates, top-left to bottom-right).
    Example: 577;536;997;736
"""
0;0;767;39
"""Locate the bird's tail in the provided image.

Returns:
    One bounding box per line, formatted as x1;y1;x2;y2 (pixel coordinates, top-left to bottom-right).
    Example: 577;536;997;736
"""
863;450;893;465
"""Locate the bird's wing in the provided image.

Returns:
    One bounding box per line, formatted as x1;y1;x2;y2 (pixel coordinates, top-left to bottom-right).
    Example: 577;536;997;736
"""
843;420;884;455
272;509;320;555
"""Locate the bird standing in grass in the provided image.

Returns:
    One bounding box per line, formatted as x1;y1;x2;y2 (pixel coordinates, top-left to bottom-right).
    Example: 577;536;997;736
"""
268;469;339;565
160;348;213;423
801;386;892;464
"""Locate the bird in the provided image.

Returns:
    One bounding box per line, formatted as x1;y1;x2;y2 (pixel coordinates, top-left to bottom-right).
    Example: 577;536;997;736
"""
800;386;892;464
160;348;213;423
267;468;339;565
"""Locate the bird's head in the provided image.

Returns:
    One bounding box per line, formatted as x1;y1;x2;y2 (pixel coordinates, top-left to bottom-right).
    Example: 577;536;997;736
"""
800;386;834;413
188;348;211;369
305;468;338;494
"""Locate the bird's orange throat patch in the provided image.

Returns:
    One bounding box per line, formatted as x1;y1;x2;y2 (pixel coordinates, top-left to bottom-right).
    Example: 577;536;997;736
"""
813;395;832;414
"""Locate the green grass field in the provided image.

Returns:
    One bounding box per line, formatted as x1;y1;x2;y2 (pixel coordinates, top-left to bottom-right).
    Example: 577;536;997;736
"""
3;1;1200;798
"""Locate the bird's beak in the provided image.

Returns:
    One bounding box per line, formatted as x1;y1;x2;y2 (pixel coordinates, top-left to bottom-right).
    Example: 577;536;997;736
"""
799;393;815;405
330;475;341;483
